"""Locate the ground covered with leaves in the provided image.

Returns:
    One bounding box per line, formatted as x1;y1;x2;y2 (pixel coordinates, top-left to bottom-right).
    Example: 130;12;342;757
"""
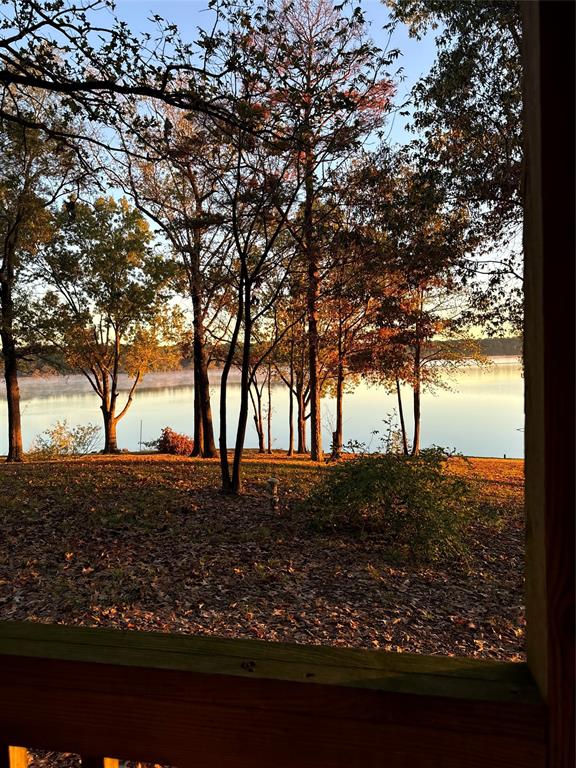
0;452;525;766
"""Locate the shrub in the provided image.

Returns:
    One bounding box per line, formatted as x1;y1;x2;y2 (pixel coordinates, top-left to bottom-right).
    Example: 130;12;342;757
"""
156;427;194;455
303;448;476;562
29;420;101;458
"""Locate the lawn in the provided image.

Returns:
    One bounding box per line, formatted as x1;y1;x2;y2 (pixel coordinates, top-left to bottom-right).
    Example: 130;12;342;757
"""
0;452;525;662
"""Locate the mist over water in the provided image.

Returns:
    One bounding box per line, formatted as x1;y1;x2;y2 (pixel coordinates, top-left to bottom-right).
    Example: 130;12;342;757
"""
2;358;524;458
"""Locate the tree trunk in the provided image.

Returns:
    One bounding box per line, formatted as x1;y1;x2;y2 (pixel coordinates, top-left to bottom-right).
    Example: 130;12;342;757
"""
196;341;217;457
190;245;217;457
411;343;421;457
254;415;265;452
287;386;294;456
219;366;232;491
2;336;23;462
287;339;294;457
100;367;121;454
102;410;119;454
296;384;307;454
1;246;23;462
250;382;265;453
396;377;409;455
332;360;344;459
304;149;322;461
219;272;245;493
231;286;252;494
192;365;204;457
266;363;272;454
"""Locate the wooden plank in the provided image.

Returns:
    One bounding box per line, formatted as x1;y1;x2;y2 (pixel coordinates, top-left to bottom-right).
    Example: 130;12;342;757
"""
538;6;576;767
9;748;27;768
522;0;548;702
522;3;575;767
0;621;539;702
0;748;27;768
0;634;544;768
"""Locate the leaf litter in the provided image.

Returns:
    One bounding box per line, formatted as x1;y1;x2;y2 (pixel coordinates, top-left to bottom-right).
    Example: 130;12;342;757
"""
0;452;525;767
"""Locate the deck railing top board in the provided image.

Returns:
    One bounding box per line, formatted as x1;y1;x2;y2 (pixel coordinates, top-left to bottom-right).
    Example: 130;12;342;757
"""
0;621;544;768
0;619;540;702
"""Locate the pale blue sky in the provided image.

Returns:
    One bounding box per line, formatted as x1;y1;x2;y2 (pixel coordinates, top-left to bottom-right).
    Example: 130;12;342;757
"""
114;0;440;145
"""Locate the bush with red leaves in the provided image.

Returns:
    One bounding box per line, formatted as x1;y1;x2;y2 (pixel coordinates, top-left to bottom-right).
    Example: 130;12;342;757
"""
156;427;194;456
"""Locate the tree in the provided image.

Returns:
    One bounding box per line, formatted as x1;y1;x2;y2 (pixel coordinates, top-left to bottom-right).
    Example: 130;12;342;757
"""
244;341;274;454
214;0;394;462
29;197;179;453
0;95;80;461
270;296;308;456
112;107;235;458
375;283;485;456
216;143;300;491
351;146;482;454
386;0;523;331
253;0;394;461
323;266;375;459
271;282;334;457
305;189;379;459
0;0;240;142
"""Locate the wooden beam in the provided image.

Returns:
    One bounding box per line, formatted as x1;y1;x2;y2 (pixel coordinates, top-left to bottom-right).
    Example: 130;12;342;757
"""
522;0;548;700
0;621;543;701
0;621;545;768
522;3;575;767
539;3;575;765
9;749;27;768
0;747;27;768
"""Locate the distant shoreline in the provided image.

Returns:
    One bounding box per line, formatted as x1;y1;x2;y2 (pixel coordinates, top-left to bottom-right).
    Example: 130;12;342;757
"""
11;355;522;400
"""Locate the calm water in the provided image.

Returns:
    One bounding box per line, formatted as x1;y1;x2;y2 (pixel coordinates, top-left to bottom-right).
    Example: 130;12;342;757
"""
2;358;524;458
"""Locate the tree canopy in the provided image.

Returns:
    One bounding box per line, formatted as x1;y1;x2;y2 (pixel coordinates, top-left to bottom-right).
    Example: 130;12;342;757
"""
0;0;524;485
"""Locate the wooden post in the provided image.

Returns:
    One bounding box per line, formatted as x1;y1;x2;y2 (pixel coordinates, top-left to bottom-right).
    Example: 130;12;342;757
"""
522;3;575;767
0;747;27;768
9;749;27;768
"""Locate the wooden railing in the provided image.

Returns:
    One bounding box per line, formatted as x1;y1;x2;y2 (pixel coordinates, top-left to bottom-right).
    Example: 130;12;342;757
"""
0;621;545;768
2;753;118;768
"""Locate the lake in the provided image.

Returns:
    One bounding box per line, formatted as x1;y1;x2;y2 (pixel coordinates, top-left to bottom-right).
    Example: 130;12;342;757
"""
2;358;524;458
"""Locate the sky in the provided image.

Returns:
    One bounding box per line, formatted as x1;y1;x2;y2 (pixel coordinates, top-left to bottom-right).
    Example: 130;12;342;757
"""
113;0;441;145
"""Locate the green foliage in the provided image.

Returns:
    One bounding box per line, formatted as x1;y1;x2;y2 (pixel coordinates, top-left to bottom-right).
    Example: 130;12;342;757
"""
30;196;178;357
388;0;522;228
29;420;101;458
25;196;182;447
303;447;476;561
387;0;523;333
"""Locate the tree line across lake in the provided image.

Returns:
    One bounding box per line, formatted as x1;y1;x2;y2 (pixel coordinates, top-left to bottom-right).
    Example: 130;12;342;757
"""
21;335;522;378
0;0;522;493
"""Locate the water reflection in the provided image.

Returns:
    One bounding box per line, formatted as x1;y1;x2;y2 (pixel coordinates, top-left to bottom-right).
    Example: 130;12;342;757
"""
1;359;524;458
